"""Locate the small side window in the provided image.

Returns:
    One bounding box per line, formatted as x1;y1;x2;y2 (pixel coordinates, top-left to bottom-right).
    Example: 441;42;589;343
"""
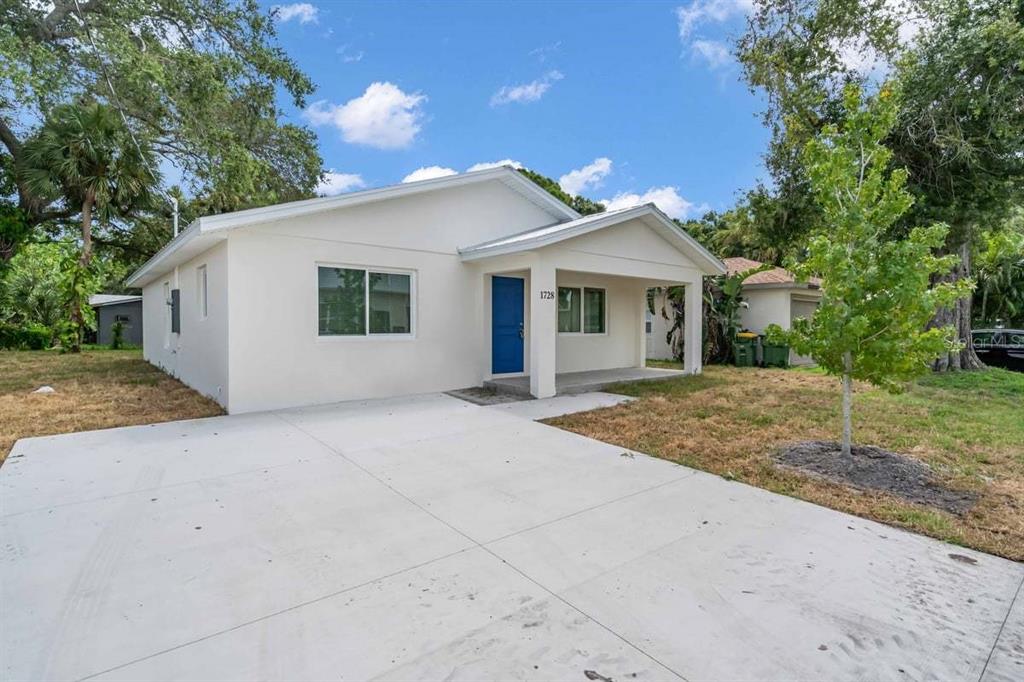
197;265;208;319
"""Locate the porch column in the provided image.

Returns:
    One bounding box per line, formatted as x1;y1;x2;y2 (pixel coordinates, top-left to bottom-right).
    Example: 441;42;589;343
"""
529;258;557;398
636;286;648;368
684;279;703;375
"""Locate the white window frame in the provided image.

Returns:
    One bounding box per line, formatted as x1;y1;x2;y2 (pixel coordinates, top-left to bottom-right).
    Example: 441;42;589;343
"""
316;263;417;341
196;265;208;320
557;286;608;336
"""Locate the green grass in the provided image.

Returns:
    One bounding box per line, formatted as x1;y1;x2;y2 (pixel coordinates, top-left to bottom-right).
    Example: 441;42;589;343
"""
548;364;1024;560
1;349;224;463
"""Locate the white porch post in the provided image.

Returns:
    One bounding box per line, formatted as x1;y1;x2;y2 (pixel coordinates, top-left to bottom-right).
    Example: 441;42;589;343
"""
636;286;648;368
684;279;703;375
529;257;557;398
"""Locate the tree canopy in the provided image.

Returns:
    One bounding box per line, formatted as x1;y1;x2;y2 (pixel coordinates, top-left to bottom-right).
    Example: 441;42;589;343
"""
737;0;1024;368
1;0;323;262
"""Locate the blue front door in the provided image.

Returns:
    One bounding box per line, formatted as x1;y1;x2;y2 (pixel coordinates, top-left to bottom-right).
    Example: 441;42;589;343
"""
491;276;524;374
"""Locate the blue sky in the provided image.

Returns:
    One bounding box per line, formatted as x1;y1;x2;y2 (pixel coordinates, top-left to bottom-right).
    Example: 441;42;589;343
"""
266;0;765;218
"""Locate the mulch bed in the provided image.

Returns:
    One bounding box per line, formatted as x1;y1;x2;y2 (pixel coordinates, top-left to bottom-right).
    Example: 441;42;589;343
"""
775;440;977;516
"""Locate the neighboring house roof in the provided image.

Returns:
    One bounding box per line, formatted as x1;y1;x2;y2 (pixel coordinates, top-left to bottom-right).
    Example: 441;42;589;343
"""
127;166;581;288
723;257;822;290
459;204;727;275
89;294;143;308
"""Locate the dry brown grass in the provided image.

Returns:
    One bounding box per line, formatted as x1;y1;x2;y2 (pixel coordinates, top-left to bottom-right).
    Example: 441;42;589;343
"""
547;365;1024;561
0;349;224;463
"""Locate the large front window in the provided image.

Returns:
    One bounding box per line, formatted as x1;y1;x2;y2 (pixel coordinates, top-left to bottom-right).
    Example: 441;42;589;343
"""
557;286;606;334
318;266;413;337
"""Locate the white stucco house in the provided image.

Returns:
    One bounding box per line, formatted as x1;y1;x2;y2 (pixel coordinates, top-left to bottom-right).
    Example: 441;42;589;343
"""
126;166;725;413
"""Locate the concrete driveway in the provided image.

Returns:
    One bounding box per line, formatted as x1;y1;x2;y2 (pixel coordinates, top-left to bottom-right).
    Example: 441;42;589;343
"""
2;393;1021;682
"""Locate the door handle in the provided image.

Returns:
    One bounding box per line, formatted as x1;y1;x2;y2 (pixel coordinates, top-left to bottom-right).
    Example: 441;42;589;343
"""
518;323;524;339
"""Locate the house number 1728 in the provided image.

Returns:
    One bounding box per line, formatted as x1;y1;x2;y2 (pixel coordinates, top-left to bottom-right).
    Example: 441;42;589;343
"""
539;290;555;299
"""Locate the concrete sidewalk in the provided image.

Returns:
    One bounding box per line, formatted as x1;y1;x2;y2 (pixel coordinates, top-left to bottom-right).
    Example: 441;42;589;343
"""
2;393;1021;681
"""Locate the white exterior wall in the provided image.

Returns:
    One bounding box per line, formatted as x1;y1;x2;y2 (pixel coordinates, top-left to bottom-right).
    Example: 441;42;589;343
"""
554;272;643;374
224;181;556;413
141;240;229;407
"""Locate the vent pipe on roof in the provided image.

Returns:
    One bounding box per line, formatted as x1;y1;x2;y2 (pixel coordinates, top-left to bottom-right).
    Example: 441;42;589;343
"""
170;196;179;237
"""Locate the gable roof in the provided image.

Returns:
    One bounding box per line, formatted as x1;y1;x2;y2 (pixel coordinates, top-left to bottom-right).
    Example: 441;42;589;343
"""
127;166;579;287
724;257;822;289
459;204;727;275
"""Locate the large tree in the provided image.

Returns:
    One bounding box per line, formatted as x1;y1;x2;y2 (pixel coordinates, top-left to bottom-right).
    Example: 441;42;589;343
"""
0;0;323;263
738;0;1024;369
19;101;156;350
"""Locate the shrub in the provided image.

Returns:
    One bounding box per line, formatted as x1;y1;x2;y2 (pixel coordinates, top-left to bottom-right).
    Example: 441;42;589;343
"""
762;323;790;346
111;320;124;350
0;322;52;350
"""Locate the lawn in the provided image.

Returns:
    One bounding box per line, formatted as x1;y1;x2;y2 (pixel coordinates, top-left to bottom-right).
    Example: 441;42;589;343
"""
547;364;1024;561
0;349;224;464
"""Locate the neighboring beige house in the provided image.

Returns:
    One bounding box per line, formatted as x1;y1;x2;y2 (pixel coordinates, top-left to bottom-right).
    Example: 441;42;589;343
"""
645;257;822;365
127;166;725;413
725;257;822;365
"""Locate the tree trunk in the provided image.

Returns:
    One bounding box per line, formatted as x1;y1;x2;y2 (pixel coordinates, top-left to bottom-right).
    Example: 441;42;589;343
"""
68;194;95;354
931;241;985;371
841;352;852;457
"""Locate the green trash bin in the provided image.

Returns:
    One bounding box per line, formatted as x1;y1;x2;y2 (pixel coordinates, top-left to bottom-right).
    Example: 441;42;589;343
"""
761;341;790;368
733;337;756;367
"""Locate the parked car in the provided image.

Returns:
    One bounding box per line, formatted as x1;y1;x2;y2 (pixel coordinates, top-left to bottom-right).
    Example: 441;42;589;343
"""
973;328;1024;372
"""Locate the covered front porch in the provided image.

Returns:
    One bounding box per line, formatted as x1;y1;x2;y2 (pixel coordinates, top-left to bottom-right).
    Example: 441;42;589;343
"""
459;205;725;400
483;366;686;397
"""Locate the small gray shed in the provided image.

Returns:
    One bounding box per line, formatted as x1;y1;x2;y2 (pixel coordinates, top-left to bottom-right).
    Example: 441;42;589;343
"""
89;294;143;347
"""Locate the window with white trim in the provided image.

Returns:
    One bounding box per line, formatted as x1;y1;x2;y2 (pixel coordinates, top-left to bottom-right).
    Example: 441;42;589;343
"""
557;286;606;334
318;266;413;336
196;265;208;319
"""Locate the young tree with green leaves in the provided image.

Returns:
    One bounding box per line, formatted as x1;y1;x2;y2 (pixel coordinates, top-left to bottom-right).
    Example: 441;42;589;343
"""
788;84;971;457
19;102;157;351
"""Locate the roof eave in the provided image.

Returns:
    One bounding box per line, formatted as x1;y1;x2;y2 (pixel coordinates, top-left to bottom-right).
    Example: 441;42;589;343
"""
127;167;580;286
461;204;728;276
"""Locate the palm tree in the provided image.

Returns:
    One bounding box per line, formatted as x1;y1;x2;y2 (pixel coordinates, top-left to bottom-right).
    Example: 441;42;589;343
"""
19;101;158;351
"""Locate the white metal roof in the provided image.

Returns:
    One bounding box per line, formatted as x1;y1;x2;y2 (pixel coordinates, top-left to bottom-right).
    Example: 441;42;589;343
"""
458;204;727;275
126;166;580;288
89;294;143;307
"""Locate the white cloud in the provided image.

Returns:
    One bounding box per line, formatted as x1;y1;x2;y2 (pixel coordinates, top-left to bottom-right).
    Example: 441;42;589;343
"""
316;170;365;196
691;39;732;69
304;82;426;150
466;159;524;172
402;166;457;183
675;0;752;39
528;41;561;63
490;71;563;106
273;3;318;24
600;186;696;220
558;158;613;196
337;44;364;63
